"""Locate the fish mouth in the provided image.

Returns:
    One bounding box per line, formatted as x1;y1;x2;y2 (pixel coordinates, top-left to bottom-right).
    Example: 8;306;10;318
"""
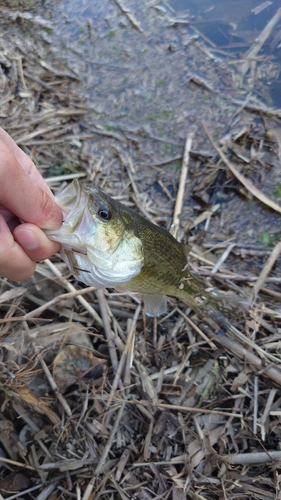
45;180;94;249
54;178;82;213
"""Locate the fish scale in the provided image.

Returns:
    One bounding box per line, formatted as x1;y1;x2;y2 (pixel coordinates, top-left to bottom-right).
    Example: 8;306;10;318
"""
46;180;245;333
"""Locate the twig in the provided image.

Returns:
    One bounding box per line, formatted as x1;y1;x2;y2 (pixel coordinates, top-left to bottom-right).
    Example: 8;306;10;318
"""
36;483;59;500
112;0;146;35
172;133;193;238
157;179;175;201
193;270;281;283
120;152;156;223
250;241;281;303
17;58;27;91
188;74;215;93
89;155;104;182
12;401;53;458
109;474;130;499
0;8;53;27
0;456;35;471
232;99;281;119
206;333;281;386
124;305;141;378
23;71;59;92
96;289;118;372
222;450;281;465
253;376;258;435
260;389;277;426
240;7;281;78
151;154;183;167
252;2;273;15
107;305;141;406
123;309;140;386
203;124;281;215
115;449;131;481
131;194;155;223
23;287;97;320
259;286;281;299
82;402;126;500
4;484;44;500
233;313;281;354
15;124;64;144
45;173;86;184
194;40;216;60
36;348;72;417
43;259;103;327
186;203;220;230
177;308;217;350
203;240;273;253
211;243;236;274
134;400;242;418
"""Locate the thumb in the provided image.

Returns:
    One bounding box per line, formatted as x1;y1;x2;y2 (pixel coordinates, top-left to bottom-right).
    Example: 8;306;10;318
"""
0;146;62;229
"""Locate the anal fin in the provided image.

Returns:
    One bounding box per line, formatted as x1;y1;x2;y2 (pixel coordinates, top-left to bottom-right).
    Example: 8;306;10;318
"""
141;294;167;317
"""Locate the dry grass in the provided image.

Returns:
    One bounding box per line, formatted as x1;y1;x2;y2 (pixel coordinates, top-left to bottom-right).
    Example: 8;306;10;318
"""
1;5;281;500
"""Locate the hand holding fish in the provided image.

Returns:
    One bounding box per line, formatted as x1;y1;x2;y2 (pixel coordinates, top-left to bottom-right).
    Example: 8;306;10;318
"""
0;128;62;281
0;133;243;336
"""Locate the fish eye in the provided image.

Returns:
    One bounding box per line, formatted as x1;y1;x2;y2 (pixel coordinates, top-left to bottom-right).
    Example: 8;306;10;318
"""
98;207;112;221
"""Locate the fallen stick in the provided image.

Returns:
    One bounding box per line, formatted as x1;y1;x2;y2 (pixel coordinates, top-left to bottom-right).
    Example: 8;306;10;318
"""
172;133;193;238
222;450;281;465
240;7;281;78
206;332;281;387
112;0;145;35
203;124;281;215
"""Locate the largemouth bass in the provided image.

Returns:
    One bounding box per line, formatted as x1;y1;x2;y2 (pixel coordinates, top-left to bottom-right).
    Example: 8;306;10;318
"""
46;180;242;328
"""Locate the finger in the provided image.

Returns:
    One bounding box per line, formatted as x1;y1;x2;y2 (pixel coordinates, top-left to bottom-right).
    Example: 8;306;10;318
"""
0;128;52;196
0;215;36;281
0;205;20;230
14;223;61;262
0;141;62;229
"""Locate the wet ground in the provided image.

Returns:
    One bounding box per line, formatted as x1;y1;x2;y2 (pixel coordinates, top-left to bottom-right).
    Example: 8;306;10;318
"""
1;2;281;499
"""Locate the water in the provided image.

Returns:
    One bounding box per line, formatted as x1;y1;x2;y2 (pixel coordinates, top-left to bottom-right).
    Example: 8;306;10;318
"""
48;0;281;134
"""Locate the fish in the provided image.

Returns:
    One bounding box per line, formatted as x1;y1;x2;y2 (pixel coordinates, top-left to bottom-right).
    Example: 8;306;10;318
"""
46;180;244;330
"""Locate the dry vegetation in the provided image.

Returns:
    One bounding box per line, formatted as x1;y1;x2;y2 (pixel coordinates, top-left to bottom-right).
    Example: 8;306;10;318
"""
1;2;281;499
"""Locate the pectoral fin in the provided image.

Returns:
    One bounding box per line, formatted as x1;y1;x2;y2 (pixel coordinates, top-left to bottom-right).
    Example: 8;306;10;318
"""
141;293;167;317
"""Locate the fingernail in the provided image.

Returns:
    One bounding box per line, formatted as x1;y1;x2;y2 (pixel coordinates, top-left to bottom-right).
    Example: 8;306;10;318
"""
18;229;40;251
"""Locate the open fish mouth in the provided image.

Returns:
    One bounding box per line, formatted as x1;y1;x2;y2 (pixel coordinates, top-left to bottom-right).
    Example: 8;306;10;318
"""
46;181;92;248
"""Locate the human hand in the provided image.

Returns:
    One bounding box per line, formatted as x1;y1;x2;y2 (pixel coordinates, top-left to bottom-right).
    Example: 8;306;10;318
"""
0;128;62;281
